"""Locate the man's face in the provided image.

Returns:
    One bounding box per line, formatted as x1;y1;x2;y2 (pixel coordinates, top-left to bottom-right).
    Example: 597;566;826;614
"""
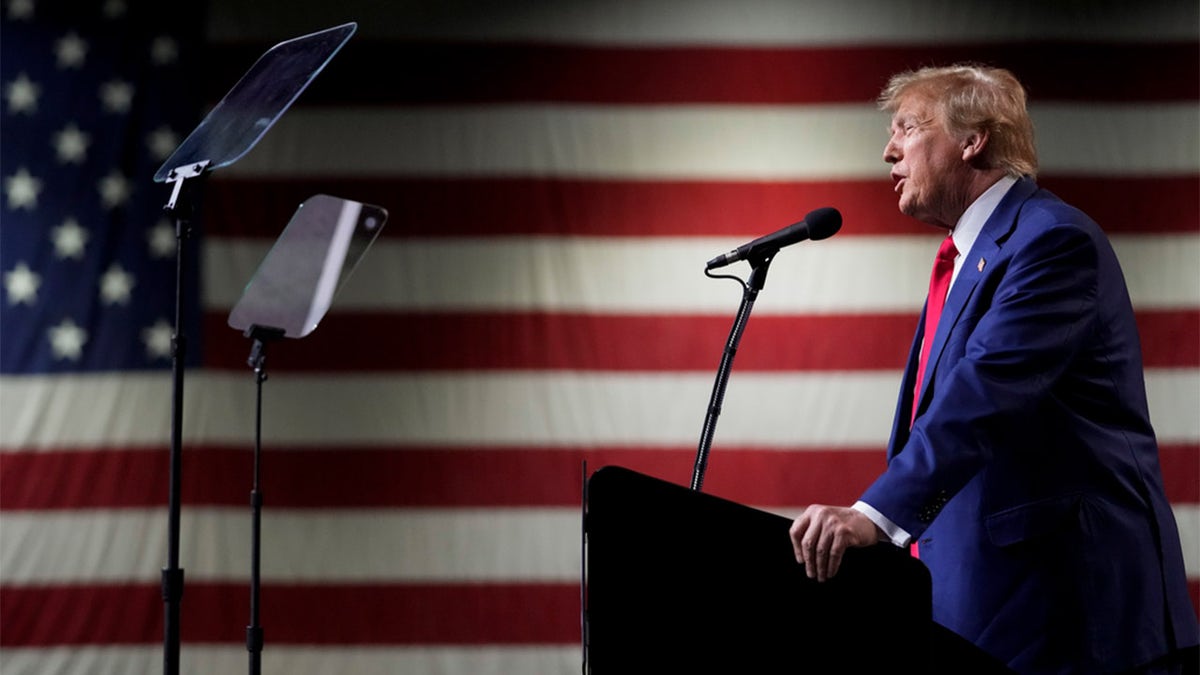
883;96;971;228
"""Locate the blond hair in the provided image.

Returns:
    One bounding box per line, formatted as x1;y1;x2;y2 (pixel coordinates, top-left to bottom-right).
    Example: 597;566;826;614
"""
879;64;1038;178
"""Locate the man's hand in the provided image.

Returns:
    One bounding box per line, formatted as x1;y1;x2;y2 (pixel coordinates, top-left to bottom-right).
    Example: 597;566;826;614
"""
789;505;881;582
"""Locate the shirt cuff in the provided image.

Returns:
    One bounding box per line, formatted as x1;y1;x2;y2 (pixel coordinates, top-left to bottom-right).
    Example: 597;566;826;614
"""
852;500;912;548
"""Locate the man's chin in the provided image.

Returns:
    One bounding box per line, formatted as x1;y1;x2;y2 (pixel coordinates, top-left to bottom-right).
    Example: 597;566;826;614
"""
898;202;942;228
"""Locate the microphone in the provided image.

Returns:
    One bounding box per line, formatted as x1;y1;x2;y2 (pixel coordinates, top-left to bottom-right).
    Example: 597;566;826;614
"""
705;207;842;270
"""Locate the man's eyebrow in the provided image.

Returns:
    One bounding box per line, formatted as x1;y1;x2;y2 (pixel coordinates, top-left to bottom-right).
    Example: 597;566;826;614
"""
900;115;936;129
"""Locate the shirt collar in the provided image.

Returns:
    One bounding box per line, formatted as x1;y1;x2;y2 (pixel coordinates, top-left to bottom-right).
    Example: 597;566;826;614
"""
951;174;1018;261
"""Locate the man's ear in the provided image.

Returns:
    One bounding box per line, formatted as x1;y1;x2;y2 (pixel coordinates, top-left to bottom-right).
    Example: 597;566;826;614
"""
962;128;989;163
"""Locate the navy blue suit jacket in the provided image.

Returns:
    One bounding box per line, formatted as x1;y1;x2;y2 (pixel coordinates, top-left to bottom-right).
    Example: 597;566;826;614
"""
860;178;1198;673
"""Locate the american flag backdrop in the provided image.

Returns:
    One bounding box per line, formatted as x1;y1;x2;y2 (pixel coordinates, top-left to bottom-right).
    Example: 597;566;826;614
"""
2;0;1198;673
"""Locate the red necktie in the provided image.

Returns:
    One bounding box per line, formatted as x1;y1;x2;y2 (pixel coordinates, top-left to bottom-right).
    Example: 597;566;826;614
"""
909;235;957;559
912;235;958;424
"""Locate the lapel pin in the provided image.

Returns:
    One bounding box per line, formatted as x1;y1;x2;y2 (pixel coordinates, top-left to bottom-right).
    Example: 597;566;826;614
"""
977;258;986;272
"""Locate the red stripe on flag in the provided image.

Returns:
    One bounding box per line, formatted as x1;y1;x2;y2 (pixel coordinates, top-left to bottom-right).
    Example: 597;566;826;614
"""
210;41;1200;105
202;312;917;372
0;446;879;509
0;576;1196;649
200;310;1197;372
1160;444;1200;505
4;443;1194;510
0;582;578;646
204;175;1199;239
1139;310;1200;368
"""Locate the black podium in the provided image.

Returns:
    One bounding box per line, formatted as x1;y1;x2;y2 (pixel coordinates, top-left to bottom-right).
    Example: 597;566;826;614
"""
584;465;1014;673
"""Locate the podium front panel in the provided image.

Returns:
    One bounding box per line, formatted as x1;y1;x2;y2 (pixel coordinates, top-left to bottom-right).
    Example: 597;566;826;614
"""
585;465;933;672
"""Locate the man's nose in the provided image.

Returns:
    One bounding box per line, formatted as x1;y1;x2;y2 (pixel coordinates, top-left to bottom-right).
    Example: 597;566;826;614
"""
883;138;900;164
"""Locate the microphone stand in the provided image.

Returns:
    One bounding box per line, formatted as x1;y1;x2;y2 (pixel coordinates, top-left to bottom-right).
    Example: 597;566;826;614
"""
243;324;284;675
691;252;775;492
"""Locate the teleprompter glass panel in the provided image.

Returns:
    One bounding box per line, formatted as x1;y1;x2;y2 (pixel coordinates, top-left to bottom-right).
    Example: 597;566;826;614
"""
228;194;387;338
154;23;356;182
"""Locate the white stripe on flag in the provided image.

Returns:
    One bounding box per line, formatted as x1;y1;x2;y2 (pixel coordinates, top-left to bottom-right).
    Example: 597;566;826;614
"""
0;508;580;584
3;369;1196;449
204;234;1200;314
1174;505;1200;578
221;104;1200;179
206;0;1200;44
3;504;1197;585
0;646;581;675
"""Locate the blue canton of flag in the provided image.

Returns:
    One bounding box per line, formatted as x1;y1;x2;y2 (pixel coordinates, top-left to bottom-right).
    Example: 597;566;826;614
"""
1;0;205;373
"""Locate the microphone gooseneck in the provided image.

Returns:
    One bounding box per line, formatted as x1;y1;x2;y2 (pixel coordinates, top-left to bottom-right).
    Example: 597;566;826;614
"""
705;207;842;270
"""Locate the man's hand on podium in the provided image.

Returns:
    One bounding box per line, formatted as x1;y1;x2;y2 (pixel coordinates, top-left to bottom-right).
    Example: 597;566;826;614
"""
789;505;884;582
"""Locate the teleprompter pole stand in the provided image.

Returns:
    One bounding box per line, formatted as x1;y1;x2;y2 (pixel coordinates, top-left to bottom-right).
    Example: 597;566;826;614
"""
161;160;210;675
690;253;775;492
244;324;285;675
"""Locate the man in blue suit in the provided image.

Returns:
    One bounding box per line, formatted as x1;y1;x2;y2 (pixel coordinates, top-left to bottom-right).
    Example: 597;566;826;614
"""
788;64;1198;673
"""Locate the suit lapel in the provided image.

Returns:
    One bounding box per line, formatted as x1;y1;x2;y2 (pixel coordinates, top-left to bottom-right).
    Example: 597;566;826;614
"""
912;177;1037;417
888;312;924;457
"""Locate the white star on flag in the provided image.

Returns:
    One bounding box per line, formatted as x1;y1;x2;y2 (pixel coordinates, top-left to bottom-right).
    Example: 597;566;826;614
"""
48;318;88;361
52;218;89;260
99;263;135;305
4;167;42;210
55;33;88;69
97;170;131;208
99;79;133;114
150;36;178;65
53;124;91;164
4;72;39;114
102;0;128;19
6;0;33;20
141;318;174;360
146;125;179;161
4;261;41;305
146;219;176;259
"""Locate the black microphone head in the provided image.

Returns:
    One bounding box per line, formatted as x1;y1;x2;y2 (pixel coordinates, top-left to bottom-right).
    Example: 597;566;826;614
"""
805;207;842;241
